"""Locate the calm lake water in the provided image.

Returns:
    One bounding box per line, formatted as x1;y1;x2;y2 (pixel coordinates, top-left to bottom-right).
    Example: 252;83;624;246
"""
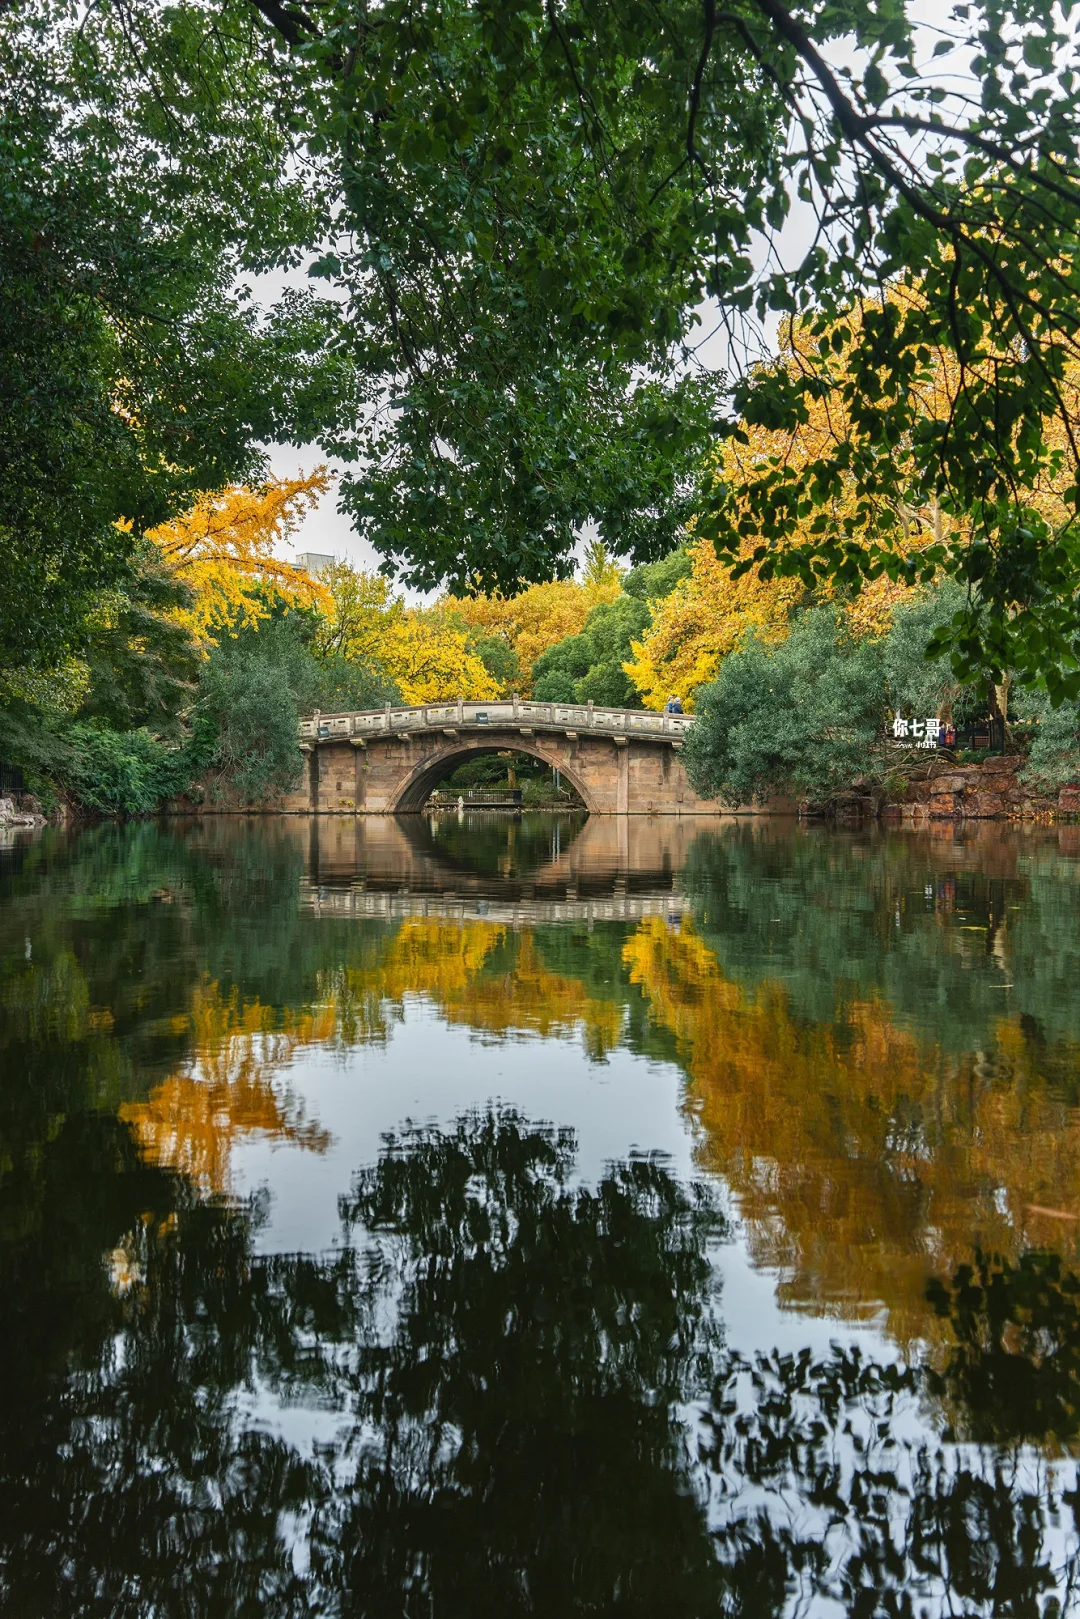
3;811;1080;1616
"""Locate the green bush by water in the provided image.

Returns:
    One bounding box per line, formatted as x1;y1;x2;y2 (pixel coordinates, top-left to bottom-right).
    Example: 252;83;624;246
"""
684;584;1012;807
1;596;400;816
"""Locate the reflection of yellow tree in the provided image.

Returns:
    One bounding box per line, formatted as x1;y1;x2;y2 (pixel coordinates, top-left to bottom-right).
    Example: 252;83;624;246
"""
120;983;332;1194
334;920;624;1059
623;917;1080;1349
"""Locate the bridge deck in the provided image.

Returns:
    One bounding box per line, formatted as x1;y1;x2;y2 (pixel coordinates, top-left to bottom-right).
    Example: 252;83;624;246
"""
298;699;693;745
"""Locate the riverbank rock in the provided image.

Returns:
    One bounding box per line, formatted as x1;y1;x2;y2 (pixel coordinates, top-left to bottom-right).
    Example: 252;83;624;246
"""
878;756;1078;822
0;794;46;827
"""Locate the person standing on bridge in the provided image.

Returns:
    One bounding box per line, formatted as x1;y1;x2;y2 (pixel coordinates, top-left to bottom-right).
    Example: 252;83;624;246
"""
665;695;683;715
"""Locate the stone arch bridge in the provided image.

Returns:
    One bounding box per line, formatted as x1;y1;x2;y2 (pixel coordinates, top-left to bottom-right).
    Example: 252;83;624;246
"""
291;698;722;815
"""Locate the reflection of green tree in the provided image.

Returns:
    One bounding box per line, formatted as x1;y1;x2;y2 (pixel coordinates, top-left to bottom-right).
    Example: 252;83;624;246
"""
929;1249;1080;1450
706;1346;1076;1617
1;1106;1078;1615
532;921;687;1068
320;1111;729;1614
681;824;1080;1057
0;1103;353;1617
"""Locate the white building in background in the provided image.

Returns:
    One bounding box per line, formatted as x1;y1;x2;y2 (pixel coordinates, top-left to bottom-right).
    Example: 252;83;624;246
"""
296;551;335;576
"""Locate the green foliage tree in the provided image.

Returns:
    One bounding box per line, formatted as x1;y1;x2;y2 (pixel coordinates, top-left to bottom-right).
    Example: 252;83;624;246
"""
12;0;1080;694
684;585;1024;807
194;640;308;805
928;1248;1080;1448
139;0;1080;693
532;596;651;708
0;549;200;812
193;609;399;805
623;548;694;603
469;634;523;696
75;553;200;739
682;607;886;807
0;1;341;666
880;580;984;731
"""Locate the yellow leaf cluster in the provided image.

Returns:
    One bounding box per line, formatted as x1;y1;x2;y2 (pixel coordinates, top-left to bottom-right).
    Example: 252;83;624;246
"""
629;291;998;710
119;981;333;1194
624;536;804;712
384;609;498;704
338;920;624;1057
448;576;621;692
148;470;332;641
723;281;1080;561
316;561;497;704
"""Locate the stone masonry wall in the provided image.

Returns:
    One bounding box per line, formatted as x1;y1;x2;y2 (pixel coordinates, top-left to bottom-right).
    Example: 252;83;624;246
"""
882;756;1079;823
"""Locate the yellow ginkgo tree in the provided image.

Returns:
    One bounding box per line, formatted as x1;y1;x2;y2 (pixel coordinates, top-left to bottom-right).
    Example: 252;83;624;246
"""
629;289;1045;712
447;576;622;692
624;538;805;712
148;470;332;641
314;561;497;704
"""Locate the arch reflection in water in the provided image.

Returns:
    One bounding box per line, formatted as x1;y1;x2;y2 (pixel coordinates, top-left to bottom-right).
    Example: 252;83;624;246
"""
302;809;701;902
1;1107;1078;1617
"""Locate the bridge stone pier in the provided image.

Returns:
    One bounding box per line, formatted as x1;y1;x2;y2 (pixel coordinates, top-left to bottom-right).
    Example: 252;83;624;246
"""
288;699;730;815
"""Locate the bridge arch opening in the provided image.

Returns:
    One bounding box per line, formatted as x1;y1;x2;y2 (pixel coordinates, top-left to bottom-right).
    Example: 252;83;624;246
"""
390;744;595;815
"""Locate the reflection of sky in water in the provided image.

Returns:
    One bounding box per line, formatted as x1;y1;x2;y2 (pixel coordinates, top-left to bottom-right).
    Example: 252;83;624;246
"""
227;1009;1077;1615
233;1011;883;1363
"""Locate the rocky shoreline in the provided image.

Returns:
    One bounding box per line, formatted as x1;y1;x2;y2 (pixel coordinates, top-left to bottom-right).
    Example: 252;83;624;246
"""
0;794;47;829
840;756;1079;823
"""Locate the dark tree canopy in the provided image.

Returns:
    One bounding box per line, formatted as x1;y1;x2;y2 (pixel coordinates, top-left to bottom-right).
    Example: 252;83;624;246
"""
0;0;340;662
8;0;1080;684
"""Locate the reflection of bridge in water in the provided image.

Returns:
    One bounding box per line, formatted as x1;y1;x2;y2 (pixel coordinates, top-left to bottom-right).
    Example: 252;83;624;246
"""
298;812;723;920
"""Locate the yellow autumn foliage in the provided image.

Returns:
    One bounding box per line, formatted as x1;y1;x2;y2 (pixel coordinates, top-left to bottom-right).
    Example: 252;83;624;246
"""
627;294;1002;709
336;919;624;1057
382;609;498;704
448;576;621;694
315;562;497;704
119;981;333;1194
148;470;332;640
624;537;804;712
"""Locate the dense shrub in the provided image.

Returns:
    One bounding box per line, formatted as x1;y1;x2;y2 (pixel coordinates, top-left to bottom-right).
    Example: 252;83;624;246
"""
682;584;1014;806
880;580;984;727
0;708;184;814
532;596;650;707
0;601;401;814
1013;689;1080;788
193;612;400;805
61;725;186;814
682;608;886;806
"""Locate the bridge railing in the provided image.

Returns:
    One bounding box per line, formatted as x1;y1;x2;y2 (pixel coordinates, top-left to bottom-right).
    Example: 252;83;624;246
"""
429;787;523;806
298;699;694;743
